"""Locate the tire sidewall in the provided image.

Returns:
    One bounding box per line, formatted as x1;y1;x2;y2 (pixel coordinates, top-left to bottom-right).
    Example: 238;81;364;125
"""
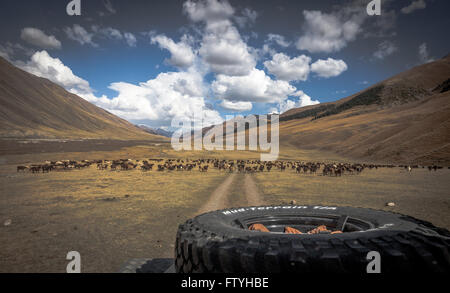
193;205;421;240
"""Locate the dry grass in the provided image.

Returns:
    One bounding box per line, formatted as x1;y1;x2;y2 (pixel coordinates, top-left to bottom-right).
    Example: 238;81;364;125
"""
1;143;449;273
0;162;227;273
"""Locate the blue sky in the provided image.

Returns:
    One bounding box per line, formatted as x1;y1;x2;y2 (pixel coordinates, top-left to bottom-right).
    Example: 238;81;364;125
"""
1;0;449;129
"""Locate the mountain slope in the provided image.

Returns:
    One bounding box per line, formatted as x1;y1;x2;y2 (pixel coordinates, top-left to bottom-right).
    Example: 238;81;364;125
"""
283;55;450;122
279;55;450;165
0;57;164;140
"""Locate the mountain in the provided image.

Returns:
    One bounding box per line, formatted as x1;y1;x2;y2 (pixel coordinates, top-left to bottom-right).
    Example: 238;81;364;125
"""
137;125;173;138
279;54;450;165
0;57;165;140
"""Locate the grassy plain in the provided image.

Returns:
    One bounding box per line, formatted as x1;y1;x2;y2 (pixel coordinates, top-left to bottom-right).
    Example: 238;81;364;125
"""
0;140;449;272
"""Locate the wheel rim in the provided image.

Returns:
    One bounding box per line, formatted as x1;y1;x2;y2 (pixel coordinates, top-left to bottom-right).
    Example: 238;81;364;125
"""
234;214;375;233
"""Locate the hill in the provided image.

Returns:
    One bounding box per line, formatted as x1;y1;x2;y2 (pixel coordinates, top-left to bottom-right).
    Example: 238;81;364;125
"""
279;55;450;165
0;57;165;140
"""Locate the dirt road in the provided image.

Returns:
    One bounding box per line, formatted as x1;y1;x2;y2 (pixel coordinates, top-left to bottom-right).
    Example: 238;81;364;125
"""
197;173;264;215
197;173;237;214
244;174;264;206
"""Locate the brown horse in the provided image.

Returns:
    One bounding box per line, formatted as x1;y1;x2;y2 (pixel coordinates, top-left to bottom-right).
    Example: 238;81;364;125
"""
17;166;28;172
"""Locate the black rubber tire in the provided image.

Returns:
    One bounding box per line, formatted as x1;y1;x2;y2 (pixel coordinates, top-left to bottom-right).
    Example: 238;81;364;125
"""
175;205;450;273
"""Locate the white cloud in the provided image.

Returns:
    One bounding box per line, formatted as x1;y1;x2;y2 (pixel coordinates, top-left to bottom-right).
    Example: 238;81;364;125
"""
264;53;311;82
184;0;256;76
243;8;258;22
212;68;297;103
259;44;276;57
220;100;253;112
91;26;137;47
151;34;195;68
64;24;98;47
17;50;92;95
0;44;13;60
373;40;397;59
183;0;234;24
93;26;123;40
13;1;351;128
199;21;256;76
266;34;290;47
20;28;61;50
16;50;221;128
310;58;348;78
0;42;34;61
401;0;426;14
124;33;137;47
235;8;258;28
270;91;320;114
97;70;223;127
296;10;362;53
418;43;434;64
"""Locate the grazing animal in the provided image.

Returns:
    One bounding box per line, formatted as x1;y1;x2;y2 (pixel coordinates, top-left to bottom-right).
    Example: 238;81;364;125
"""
19;157;430;180
30;166;41;173
97;163;108;170
199;165;209;172
42;164;53;173
17;166;28;172
141;163;154;171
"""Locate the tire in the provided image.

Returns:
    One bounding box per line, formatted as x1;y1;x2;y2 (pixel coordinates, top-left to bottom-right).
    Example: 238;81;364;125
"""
175;205;450;273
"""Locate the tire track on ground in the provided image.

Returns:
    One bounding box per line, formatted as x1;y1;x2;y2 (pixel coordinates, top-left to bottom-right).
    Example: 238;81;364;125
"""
244;174;264;206
197;173;236;215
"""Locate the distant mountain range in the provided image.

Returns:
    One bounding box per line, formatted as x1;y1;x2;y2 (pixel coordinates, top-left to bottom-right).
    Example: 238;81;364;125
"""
0;57;166;140
137;125;173;138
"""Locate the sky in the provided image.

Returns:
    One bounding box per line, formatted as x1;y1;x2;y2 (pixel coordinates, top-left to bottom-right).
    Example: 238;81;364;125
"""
0;0;449;129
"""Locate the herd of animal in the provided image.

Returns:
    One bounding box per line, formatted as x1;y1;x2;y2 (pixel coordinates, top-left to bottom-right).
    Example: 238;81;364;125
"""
16;158;448;176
